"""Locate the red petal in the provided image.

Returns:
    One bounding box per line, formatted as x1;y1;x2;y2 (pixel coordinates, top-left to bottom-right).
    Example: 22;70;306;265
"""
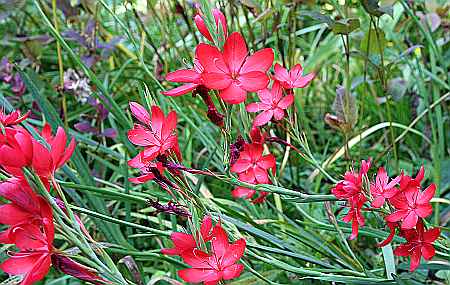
14;131;33;163
0;145;27;168
202;72;232;90
196;43;228;73
22;255;52;285
32;140;53;177
219;82;247;104
292;72;315;88
51;127;67;168
423;228;440;243
194;14;213;42
181;249;212;268
232;187;256;199
58;138;76;169
415;204;433;218
253;110;273;127
409;248;421;271
0;254;41;275
254;167;269;184
240;48;274;73
200;216;213;241
52;255;106;285
161;83;197;97
162;111;177;140
417;184;435;204
41;123;53;142
393;244;411;256
273;63;289;82
170;232;196;254
223;32;247;74
278;94;294;109
129;174;155;184
246;102;265;113
371;196;385;208
273;108;285;120
257;155;276;170
129;102;151;125
222;238;246;267
166;69;200;83
421;244;435;260
223;263;244;280
238;71;269;92
402;211;418;229
0;204;32;224
127;127;155;146
211;224;230;258
150;106;164;138
11;224;49;250
385;210;408;223
178;268;220;283
231;160;251;174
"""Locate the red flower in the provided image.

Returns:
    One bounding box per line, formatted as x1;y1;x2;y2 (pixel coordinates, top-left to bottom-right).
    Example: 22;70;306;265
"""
232;171;257;200
370;167;400;208
32;124;76;179
128;152;165;184
331;160;371;240
161;59;204;97
0;127;34;176
393;220;440;271
51;255;107;285
161;216;213;256
0;109;30;127
231;143;276;184
273;63;315;89
0;223;53;285
385;167;435;229
178;224;246;285
0;179;53;244
232;182;269;204
128;102;181;160
249;126;267;144
331;159;371;200
246;81;294;126
342;194;366;240
198;32;273;104
194;8;227;42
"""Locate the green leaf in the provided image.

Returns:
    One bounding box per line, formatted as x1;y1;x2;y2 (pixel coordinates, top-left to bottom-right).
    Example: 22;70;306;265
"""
301;10;333;26
331;18;360;35
382;244;396;279
361;0;394;18
361;28;386;54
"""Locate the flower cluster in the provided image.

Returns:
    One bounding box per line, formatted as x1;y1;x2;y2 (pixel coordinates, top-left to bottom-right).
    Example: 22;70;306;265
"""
0;110;75;184
127;102;182;187
230;128;275;203
0;57;26;97
0;110;104;284
331;160;440;271
160;8;314;204
162;8;314;128
161;216;246;285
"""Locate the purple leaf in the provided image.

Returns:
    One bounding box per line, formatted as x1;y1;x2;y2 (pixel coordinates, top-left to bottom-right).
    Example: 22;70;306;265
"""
100;128;117;139
74;121;97;133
